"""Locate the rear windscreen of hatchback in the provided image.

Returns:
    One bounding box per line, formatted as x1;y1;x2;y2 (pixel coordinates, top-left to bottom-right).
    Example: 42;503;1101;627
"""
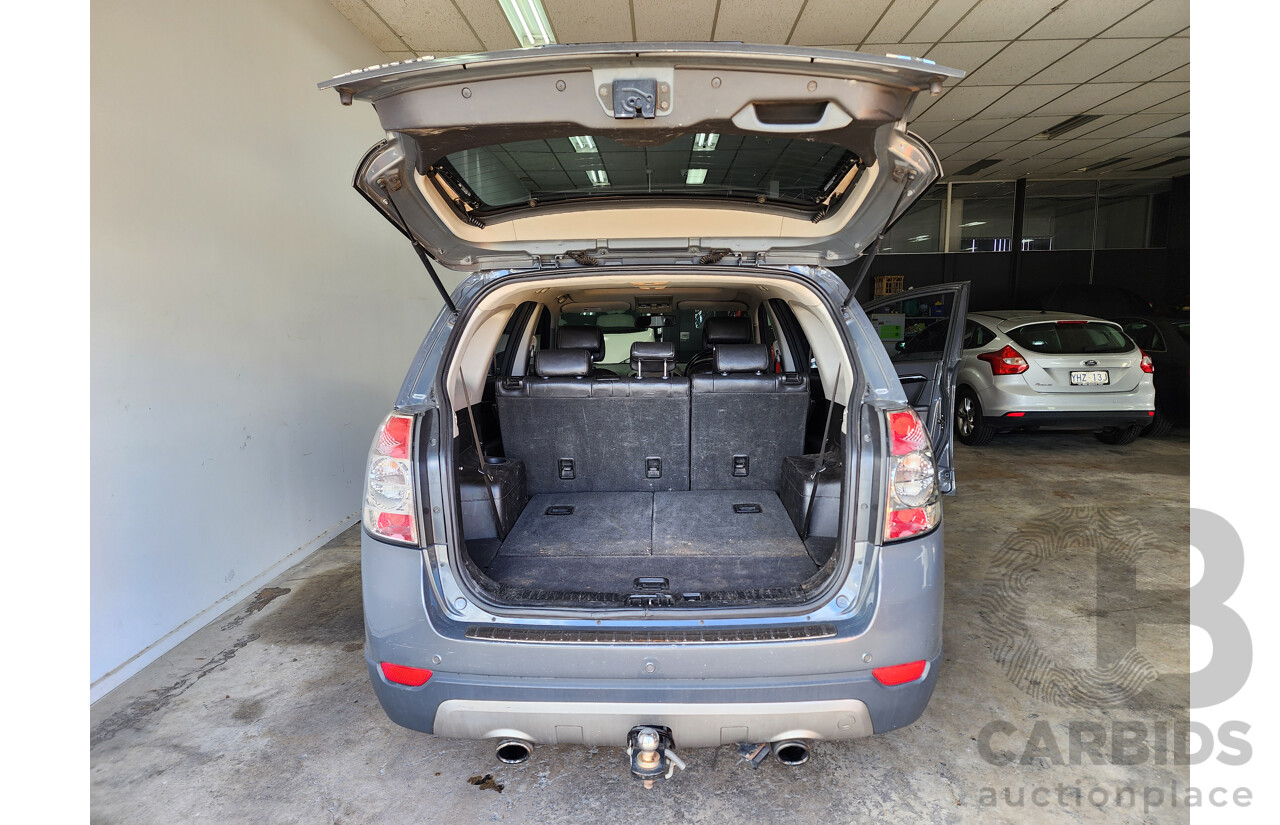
439;133;858;214
1006;322;1132;354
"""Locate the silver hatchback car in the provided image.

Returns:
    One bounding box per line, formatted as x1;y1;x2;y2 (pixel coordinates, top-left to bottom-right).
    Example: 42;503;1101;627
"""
954;311;1156;446
322;43;969;783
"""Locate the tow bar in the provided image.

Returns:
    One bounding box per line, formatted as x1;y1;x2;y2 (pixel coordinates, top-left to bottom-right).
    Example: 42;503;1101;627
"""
626;726;687;789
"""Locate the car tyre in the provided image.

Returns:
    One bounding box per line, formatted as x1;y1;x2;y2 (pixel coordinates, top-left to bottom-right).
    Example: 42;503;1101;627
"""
1141;408;1173;438
1096;424;1142;445
955;388;996;446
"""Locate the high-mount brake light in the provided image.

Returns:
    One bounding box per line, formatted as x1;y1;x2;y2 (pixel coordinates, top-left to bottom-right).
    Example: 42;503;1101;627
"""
977;344;1028;376
364;413;419;545
883;408;940;542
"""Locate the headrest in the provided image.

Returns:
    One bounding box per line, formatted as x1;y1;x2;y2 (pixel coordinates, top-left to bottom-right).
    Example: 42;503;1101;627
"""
702;316;753;346
630;341;676;378
534;348;591;378
713;344;771;374
557;325;605;360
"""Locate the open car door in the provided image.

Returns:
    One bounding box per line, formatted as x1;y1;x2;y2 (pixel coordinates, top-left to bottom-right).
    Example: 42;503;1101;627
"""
862;283;969;493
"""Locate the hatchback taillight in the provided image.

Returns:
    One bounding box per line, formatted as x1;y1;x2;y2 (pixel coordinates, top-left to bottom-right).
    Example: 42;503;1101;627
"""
364;413;419;545
1139;350;1154;373
883;408;940;542
977;344;1028;375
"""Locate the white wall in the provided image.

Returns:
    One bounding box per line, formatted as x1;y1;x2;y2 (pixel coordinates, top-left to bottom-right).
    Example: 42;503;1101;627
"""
91;0;442;700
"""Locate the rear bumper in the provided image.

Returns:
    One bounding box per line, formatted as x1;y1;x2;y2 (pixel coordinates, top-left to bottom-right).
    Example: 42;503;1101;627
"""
985;410;1154;430
367;654;939;747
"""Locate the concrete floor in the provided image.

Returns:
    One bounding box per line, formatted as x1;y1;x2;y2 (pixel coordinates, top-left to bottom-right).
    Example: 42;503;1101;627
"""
91;429;1190;824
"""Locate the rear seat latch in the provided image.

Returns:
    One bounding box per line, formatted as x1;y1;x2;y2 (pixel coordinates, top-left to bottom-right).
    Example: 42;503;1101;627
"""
645;457;662;479
732;455;749;477
558;458;575;480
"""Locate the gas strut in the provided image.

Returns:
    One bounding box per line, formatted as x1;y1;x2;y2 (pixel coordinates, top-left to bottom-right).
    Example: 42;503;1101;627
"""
458;367;507;540
843;166;917;305
802;363;842;541
376;178;457;314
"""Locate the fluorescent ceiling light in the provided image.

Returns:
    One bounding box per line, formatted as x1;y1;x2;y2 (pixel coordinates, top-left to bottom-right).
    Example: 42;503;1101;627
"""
568;136;597;153
586;169;609;186
499;0;555;48
685;169;708;185
693;133;719;151
960;221;986;227
908;235;931;242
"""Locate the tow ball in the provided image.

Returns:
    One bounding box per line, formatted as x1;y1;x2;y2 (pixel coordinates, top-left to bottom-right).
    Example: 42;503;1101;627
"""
626;726;687;789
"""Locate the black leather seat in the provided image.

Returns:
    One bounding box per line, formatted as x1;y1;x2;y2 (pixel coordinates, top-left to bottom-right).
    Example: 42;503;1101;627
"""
684;316;753;375
495;347;690;493
689;344;809;490
630;340;678;379
556;325;614;377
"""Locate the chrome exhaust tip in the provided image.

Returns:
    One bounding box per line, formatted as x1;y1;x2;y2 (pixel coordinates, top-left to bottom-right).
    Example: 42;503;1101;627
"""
773;740;811;766
495;739;533;764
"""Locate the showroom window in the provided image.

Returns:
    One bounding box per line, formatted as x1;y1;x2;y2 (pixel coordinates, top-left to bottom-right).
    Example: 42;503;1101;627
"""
877;177;1174;253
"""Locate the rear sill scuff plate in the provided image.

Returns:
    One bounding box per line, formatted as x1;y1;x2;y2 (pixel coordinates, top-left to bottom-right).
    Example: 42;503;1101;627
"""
465;625;837;644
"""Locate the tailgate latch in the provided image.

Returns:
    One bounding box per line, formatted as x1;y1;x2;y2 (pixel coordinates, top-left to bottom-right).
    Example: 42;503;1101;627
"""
612;78;658;118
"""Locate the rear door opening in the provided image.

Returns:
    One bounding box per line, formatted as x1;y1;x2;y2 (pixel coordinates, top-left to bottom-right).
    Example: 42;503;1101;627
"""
443;276;853;609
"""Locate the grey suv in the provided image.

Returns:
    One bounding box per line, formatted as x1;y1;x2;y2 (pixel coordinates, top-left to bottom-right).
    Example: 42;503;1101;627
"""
322;43;967;782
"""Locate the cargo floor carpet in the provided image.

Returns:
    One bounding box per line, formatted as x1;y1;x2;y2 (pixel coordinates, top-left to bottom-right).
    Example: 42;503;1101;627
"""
480;490;819;594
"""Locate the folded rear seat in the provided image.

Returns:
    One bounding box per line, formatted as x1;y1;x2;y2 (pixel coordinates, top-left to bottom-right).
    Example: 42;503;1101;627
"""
690;344;810;490
495;345;690;493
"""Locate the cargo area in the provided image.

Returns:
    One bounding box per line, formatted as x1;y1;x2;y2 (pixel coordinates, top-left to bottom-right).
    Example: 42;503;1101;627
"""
463;488;839;598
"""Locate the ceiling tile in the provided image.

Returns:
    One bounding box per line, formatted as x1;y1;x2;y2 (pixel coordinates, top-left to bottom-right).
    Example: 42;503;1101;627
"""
1102;0;1191;38
1146;91;1188;114
633;0;718;40
331;0;411;52
865;0;935;44
1087;81;1188;114
1093;37;1189;82
945;141;1017;160
859;43;935;58
946;0;1059;41
1029;38;1160;84
1155;64;1190;82
923;41;1005;77
380;50;419;61
790;0;893;46
979;84;1075;118
713;0;806;43
959;40;1082;86
1127;136;1190;156
543;0;633;42
903;0;981;42
1022;0;1148;39
928;117;1016;143
367;0;482;52
1130;113;1188;138
915;85;1013;122
453;0;520;50
1086;136;1164;155
1074;112;1182;139
985;116;1082;142
998;139;1081;159
1034;83;1140;115
928;142;970;158
908;89;945;119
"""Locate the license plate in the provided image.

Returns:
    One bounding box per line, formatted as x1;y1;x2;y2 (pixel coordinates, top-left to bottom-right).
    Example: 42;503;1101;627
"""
1070;370;1109;386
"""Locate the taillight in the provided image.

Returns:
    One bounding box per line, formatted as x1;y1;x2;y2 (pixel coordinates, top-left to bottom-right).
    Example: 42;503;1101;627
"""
1139;350;1154;373
380;662;433;686
977;345;1028;375
883;408;940;542
364;413;419;545
873;660;927;686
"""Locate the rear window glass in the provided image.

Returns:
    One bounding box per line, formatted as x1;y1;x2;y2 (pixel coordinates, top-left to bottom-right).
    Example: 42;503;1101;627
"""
441;133;857;212
1006;322;1132;354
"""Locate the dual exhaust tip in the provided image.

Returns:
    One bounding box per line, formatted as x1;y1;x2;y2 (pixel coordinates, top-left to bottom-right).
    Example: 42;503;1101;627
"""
493;737;811;766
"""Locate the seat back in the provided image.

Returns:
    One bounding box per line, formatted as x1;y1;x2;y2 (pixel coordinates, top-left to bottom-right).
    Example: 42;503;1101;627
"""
690;344;810;490
495;347;691;493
